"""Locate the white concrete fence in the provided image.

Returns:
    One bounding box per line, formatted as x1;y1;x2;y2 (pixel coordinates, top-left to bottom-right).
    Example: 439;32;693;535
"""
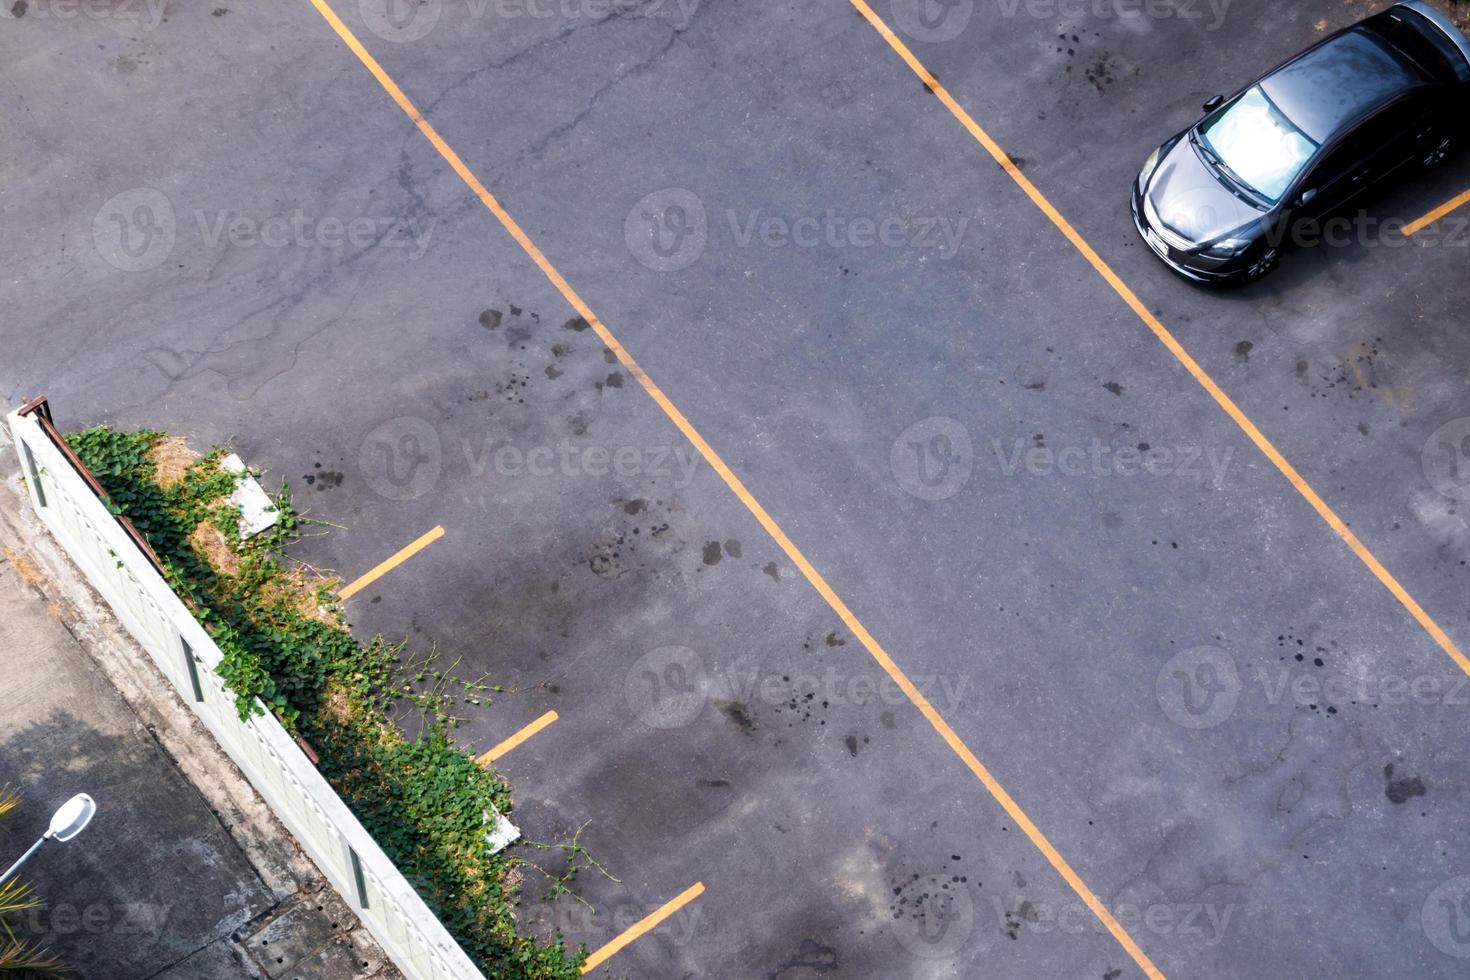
6;405;512;980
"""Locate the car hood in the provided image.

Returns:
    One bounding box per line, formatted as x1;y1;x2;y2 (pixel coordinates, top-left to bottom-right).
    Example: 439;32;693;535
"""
1144;137;1264;246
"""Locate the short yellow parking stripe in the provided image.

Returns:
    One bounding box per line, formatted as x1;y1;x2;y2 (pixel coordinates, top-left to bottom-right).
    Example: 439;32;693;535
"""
338;525;445;599
477;710;559;765
1403;187;1470;236
579;881;705;974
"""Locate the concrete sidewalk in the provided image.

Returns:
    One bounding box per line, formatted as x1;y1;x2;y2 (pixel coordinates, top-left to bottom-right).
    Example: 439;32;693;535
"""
0;437;399;980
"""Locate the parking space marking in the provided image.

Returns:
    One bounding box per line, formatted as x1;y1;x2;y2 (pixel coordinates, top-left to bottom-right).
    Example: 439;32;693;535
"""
579;881;705;974
849;0;1470;690
304;1;1162;974
1404;187;1470;236
477;710;559;764
338;525;445;599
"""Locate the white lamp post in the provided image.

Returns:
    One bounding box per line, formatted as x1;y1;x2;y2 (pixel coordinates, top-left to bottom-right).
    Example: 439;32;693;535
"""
0;793;96;886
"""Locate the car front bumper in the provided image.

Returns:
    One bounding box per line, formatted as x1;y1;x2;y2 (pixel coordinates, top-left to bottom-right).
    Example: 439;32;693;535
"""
1130;180;1243;284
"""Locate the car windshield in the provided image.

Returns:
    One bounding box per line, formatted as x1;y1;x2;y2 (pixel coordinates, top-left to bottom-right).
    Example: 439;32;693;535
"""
1198;87;1318;203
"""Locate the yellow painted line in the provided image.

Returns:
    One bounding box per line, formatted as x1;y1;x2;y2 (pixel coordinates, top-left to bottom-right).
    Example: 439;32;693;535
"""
477;710;559;764
848;0;1470;690
304;1;1165;974
338;525;445;599
580;881;704;974
1403;187;1470;236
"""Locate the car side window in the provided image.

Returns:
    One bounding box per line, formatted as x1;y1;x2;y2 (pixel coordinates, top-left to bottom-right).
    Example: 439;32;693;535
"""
1308;138;1365;191
1307;105;1410;191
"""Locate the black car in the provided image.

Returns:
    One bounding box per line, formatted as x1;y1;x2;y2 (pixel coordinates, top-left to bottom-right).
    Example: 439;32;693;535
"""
1132;1;1470;284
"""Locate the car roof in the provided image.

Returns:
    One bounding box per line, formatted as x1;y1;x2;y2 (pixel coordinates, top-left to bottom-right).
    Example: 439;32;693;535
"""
1258;27;1423;144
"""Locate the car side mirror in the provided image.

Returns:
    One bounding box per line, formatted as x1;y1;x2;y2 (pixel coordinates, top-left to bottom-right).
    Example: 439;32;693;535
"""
1202;95;1224;112
1295;188;1318;207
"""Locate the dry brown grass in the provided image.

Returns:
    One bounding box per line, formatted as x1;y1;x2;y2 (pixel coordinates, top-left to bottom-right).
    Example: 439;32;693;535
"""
261;565;341;626
188;522;241;577
147;435;198;489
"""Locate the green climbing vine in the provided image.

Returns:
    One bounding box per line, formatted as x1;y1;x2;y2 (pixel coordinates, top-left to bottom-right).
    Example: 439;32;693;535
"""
65;427;588;980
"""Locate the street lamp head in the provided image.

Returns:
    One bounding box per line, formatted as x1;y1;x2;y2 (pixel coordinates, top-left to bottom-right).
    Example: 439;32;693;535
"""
47;793;95;842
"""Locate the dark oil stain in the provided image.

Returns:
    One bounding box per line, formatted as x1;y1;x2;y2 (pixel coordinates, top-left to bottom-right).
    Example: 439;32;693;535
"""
604;371;624;389
770;938;838;978
715;700;756;734
1357;421;1370;435
309;471;343;491
1295;359;1309;378
212;6;227;15
603;348;617;364
563;316;590;332
544;365;563;379
697;778;731;789
507;324;533;345
1023;380;1045;390
843;734;869;757
825;631;846;647
1104;969;1123;980
724;538;741;559
623;498;648;515
550;342;570;359
702;541;723;565
762;561;780;581
1011;155;1027;171
478;308;502;330
1384;763;1426;804
1103;381;1124;396
10;1;25;16
1234;340;1253;360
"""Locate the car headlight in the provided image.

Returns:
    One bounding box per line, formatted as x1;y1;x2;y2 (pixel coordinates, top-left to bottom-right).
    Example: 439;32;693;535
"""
1203;237;1251;258
1139;147;1162;184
